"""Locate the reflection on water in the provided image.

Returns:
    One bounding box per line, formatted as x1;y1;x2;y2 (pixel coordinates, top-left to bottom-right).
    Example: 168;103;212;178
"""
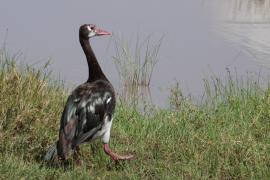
228;0;270;22
221;24;270;68
119;0;270;110
218;0;270;22
2;0;270;111
220;0;270;68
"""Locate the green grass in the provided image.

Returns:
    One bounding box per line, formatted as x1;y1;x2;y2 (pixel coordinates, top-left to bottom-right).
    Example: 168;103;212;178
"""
0;51;270;179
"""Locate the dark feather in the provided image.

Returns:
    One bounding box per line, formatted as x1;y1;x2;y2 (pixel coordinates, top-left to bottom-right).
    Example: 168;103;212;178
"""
55;80;115;159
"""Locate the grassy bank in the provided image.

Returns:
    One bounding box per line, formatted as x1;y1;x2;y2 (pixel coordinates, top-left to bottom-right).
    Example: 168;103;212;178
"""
0;53;270;179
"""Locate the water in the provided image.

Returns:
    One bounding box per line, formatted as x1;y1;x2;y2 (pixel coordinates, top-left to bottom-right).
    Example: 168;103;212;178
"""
224;0;270;23
0;1;270;108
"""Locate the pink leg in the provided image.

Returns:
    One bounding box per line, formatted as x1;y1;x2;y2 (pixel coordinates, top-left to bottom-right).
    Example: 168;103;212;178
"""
103;143;134;161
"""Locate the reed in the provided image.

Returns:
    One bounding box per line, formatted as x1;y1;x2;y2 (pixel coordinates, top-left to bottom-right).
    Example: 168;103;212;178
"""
113;35;162;87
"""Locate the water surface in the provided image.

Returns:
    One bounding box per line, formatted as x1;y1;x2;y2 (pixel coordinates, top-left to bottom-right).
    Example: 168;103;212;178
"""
0;1;269;108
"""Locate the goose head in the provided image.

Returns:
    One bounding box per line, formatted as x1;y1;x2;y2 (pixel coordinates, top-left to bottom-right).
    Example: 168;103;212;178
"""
79;24;111;40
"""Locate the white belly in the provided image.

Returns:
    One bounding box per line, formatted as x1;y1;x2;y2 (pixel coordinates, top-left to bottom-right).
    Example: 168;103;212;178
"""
92;116;113;144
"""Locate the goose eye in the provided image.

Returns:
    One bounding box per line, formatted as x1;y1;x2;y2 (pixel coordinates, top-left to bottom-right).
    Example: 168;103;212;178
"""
87;25;94;31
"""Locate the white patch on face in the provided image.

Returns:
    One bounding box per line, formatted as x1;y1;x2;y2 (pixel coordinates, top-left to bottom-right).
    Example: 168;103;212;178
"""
88;31;96;38
87;26;96;38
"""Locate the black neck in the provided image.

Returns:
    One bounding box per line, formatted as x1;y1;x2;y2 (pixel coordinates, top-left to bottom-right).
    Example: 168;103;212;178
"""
79;37;108;82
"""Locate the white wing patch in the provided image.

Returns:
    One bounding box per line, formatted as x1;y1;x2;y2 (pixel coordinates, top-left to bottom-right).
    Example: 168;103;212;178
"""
89;105;95;113
85;92;112;114
106;97;112;104
88;31;96;38
80;101;87;108
96;97;103;104
103;92;112;104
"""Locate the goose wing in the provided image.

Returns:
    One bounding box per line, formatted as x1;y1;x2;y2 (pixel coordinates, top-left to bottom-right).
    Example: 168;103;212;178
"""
59;82;113;146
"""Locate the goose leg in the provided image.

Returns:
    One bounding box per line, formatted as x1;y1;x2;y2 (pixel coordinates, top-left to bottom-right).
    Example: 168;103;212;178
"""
102;116;134;161
103;143;134;161
73;146;82;165
57;116;78;161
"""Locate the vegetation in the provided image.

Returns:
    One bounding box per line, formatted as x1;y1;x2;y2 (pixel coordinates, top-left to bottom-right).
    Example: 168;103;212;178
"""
113;35;162;87
113;35;162;109
0;50;270;179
